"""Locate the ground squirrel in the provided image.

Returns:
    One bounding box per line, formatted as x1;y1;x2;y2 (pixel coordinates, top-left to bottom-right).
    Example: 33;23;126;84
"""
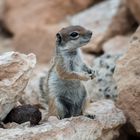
40;25;95;119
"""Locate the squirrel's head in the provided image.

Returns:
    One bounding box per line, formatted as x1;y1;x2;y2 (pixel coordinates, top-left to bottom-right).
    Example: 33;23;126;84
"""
56;25;92;51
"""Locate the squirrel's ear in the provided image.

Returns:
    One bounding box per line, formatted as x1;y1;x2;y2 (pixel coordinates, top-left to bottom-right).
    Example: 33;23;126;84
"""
56;33;62;44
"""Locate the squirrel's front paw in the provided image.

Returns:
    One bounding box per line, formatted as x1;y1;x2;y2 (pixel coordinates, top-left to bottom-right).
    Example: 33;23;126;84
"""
89;73;95;80
82;73;91;81
87;69;96;80
84;73;95;80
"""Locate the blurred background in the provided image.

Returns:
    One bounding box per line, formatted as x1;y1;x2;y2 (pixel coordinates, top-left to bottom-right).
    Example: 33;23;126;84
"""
0;0;139;65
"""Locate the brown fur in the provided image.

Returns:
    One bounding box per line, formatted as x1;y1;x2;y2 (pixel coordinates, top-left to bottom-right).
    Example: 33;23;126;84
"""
56;64;89;80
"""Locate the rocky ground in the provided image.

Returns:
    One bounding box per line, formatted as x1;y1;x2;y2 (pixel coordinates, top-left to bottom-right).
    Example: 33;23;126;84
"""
0;0;140;140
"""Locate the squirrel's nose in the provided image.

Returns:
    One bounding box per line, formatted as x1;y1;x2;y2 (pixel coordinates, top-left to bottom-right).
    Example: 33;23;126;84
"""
87;30;92;37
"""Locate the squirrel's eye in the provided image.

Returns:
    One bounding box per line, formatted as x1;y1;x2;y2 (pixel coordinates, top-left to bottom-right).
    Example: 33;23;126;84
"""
70;32;79;39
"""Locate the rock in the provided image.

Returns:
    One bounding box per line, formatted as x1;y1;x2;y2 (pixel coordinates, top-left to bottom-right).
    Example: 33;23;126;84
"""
13;24;65;64
86;54;120;102
84;100;126;127
21;65;49;121
103;35;130;55
70;0;121;54
3;0;96;34
100;0;137;40
82;53;95;66
0;100;126;140
3;104;42;126
91;0;138;54
0;36;12;53
0;51;36;120
114;26;140;133
70;0;120;35
20;65;49;121
127;0;140;23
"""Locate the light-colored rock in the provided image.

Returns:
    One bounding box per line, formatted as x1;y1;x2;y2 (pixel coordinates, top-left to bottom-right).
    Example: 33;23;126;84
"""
0;36;12;53
21;65;49;121
22;65;48;106
114;26;140;133
86;54;120;102
84;100;126;128
3;0;96;34
70;0;121;53
82;53;95;66
92;0;137;54
103;35;130;55
0;100;126;140
70;0;120;34
0;51;36;120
